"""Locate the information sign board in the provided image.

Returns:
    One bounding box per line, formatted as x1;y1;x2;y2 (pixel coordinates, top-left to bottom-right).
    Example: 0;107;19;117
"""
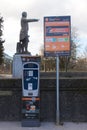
44;16;71;56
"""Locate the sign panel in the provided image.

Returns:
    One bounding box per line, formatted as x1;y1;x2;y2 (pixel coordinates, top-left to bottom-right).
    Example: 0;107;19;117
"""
44;16;71;56
22;97;40;120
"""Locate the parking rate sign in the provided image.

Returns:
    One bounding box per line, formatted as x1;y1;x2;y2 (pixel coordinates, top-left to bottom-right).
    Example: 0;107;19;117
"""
44;16;71;56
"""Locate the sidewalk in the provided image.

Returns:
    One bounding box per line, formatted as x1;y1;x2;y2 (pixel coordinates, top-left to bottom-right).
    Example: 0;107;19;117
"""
0;122;87;130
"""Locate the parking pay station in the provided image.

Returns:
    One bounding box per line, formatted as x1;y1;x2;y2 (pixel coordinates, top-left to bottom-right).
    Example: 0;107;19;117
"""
21;56;41;127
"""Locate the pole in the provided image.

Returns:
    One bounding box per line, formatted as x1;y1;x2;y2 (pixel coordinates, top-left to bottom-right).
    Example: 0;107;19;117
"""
56;56;60;125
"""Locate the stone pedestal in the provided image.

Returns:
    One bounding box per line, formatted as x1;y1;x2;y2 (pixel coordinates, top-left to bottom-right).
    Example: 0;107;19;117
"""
13;53;31;78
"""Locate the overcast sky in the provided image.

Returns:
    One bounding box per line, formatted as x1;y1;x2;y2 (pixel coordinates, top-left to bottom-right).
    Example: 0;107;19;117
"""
0;0;87;56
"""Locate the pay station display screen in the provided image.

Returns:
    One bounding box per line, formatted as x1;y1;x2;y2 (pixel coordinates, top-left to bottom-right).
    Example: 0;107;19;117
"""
24;63;38;68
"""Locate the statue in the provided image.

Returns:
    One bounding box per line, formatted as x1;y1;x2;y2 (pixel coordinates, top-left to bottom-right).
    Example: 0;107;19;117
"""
16;11;39;53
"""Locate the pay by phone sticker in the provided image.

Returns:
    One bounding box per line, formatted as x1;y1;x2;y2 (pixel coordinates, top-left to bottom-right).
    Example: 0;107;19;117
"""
28;71;33;77
28;83;33;90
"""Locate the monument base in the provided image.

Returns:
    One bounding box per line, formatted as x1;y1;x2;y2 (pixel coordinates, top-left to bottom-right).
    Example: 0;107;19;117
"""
13;53;31;78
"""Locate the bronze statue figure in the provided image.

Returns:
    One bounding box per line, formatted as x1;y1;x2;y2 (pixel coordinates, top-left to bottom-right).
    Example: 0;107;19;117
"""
16;11;39;53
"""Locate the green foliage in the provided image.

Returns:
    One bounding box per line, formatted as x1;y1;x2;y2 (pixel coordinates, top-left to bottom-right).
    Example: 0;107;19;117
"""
0;43;4;64
0;15;4;65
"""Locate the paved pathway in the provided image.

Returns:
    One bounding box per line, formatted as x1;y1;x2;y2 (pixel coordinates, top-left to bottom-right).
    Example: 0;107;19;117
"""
0;122;87;130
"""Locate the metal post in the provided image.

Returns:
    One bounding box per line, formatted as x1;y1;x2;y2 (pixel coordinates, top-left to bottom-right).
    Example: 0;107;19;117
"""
56;56;60;125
